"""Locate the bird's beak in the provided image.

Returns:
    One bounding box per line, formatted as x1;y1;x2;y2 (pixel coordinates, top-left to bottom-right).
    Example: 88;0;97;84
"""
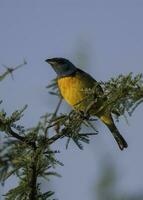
45;59;55;65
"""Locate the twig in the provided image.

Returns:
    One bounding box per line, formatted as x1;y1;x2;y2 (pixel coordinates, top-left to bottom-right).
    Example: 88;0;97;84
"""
3;125;36;148
51;96;63;121
7;127;25;141
0;59;27;81
47;132;64;145
45;97;63;135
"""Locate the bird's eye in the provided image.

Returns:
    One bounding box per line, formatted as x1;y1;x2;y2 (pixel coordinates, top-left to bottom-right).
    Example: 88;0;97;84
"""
58;60;65;65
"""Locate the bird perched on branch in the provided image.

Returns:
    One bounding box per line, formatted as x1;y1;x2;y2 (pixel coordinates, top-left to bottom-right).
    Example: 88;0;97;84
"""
46;57;128;150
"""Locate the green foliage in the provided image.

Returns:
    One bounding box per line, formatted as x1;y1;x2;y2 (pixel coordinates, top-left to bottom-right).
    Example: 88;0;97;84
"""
0;112;63;200
100;73;143;117
1;63;143;199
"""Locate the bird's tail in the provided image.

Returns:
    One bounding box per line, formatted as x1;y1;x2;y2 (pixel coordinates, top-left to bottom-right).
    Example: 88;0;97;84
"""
100;115;128;150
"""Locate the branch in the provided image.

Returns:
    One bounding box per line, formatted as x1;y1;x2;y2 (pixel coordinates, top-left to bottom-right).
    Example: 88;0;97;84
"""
0;118;36;148
0;59;27;81
47;132;64;145
7;126;25;141
7;126;36;148
29;149;38;200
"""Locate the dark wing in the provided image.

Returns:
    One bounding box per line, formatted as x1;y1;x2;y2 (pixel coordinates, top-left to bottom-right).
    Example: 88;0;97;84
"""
76;68;104;94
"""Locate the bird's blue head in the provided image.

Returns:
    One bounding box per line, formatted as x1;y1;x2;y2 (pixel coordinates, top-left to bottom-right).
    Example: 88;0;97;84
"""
45;57;77;78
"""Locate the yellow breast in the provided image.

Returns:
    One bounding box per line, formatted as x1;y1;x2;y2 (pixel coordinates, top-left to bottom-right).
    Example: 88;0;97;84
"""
58;76;84;107
58;72;94;111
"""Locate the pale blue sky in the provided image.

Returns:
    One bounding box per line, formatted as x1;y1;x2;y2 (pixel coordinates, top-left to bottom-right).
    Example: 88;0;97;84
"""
0;1;143;200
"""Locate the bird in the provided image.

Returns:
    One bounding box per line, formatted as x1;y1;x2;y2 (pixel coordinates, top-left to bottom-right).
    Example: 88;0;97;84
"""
45;57;128;150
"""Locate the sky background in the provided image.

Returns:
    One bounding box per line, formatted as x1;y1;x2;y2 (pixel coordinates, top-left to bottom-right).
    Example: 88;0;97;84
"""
0;0;143;199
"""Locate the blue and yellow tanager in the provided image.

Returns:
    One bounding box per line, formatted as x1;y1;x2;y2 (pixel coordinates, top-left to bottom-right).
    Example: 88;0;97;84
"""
46;57;128;150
